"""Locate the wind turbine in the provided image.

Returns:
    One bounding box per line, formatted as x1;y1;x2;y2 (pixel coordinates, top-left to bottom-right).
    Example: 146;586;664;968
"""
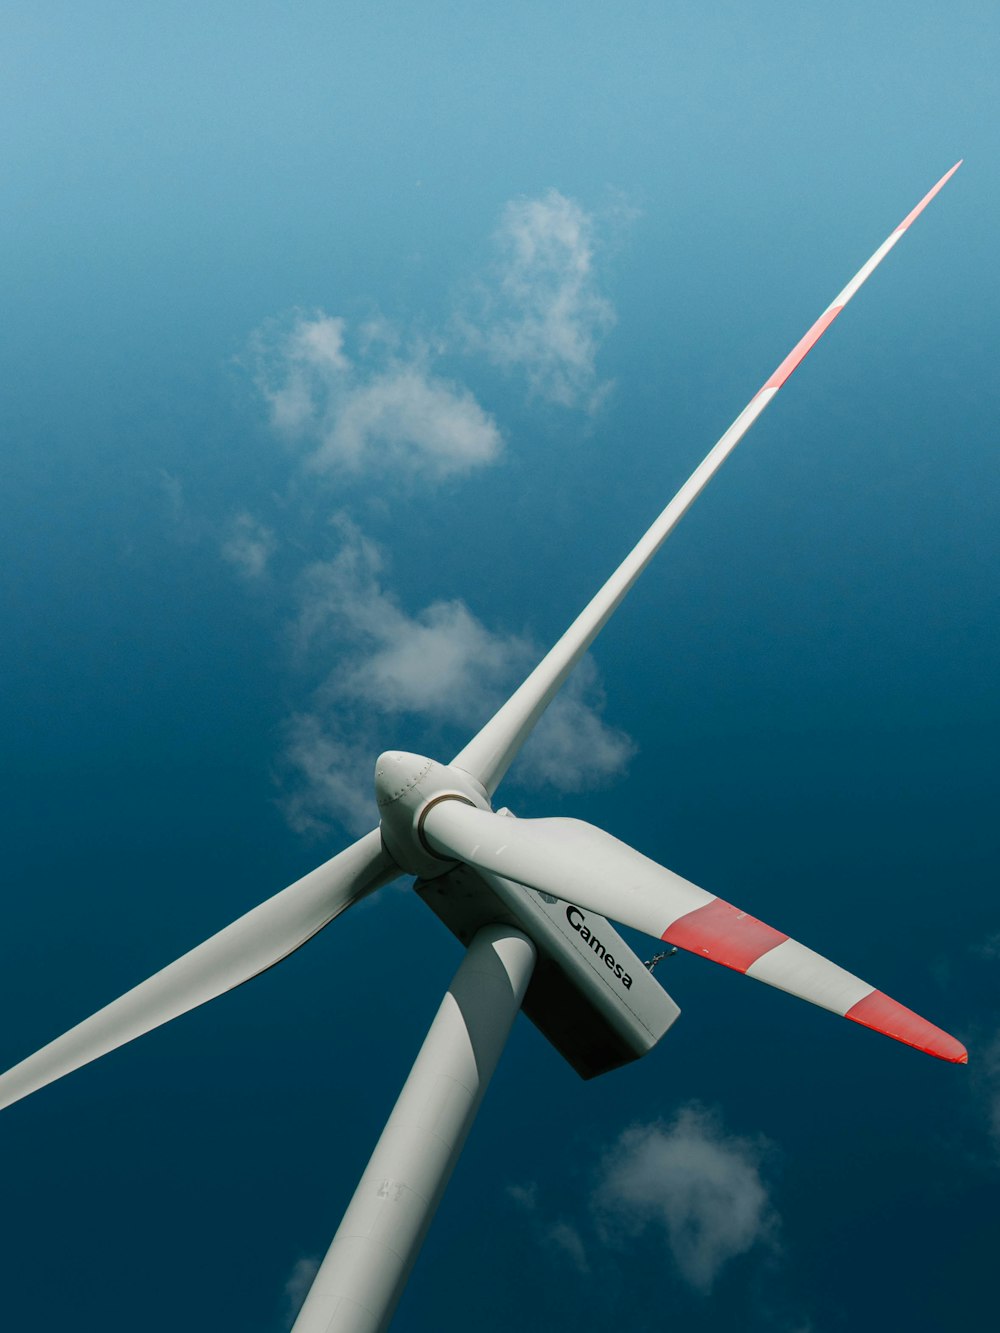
0;162;966;1332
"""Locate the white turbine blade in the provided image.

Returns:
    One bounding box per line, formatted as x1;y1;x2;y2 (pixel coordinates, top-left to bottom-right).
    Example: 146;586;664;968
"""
422;801;967;1063
451;162;963;796
0;830;398;1113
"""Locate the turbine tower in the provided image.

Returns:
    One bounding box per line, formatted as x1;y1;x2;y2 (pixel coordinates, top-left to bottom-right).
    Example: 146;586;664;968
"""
0;162;966;1332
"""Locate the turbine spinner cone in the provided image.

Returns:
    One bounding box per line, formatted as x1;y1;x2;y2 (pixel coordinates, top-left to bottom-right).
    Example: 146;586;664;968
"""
374;751;436;808
374;751;491;878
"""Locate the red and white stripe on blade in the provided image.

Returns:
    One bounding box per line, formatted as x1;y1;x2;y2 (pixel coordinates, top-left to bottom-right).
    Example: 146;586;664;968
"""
662;899;966;1063
420;802;967;1064
755;159;963;398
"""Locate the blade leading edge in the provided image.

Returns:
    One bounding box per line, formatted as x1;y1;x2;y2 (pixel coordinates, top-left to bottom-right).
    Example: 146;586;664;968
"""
451;162;962;797
0;829;398;1113
422;800;967;1064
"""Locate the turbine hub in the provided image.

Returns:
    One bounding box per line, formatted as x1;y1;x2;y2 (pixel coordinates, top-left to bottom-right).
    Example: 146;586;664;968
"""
374;751;435;809
375;751;491;879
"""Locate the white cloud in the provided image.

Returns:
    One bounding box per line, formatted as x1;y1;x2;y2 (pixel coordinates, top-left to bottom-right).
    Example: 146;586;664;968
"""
543;1219;589;1274
281;713;377;837
220;511;277;579
282;1255;320;1329
294;517;529;726
256;313;349;436
592;1106;777;1293
163;477;277;578
235;193;634;836
314;365;500;476
252;312;502;478
159;468;204;546
278;520;634;835
506;1181;538;1211
467;189;616;409
347;596;523;719
518;658;637;792
506;1181;589;1274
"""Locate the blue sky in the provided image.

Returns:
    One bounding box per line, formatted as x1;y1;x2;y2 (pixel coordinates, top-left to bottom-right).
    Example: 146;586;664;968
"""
2;4;998;1330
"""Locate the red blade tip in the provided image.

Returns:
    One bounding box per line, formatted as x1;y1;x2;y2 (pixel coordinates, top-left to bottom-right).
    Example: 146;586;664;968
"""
846;990;967;1063
895;160;963;232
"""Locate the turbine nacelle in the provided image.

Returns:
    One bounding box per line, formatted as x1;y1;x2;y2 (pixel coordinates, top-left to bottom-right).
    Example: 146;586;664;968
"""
374;750;490;879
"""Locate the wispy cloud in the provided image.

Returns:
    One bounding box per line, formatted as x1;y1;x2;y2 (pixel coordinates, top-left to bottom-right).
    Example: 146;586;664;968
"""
507;1180;589;1274
251;312;502;479
517;657;637;793
291;514;531;729
464;189;617;410
506;1181;538;1210
162;475;278;581
279;519;634;835
221;511;277;579
506;1105;778;1296
222;189;632;837
282;1255;320;1329
591;1106;777;1293
281;713;377;837
543;1219;590;1274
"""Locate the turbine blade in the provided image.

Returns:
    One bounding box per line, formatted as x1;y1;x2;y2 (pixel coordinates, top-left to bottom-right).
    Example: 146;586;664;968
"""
0;830;398;1113
451;162;963;796
422;801;966;1064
